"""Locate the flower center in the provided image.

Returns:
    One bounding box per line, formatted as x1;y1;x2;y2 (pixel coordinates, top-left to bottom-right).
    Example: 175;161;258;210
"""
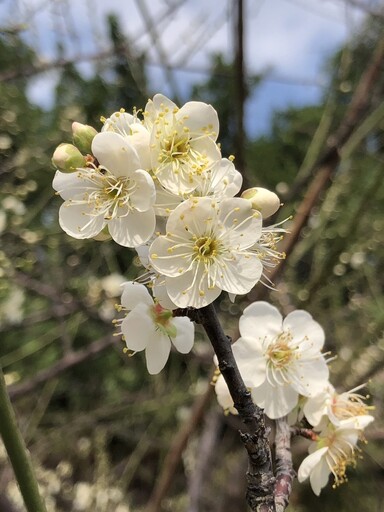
266;331;294;368
193;236;219;261
160;132;191;162
85;168;134;220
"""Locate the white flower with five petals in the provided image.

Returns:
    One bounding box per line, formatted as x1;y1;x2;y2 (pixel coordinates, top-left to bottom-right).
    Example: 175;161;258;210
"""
144;94;221;195
117;282;194;374
53;131;156;247
149;196;264;309
219;302;329;419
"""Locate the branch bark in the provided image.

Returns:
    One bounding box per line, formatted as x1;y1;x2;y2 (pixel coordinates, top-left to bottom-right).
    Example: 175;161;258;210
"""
182;304;276;512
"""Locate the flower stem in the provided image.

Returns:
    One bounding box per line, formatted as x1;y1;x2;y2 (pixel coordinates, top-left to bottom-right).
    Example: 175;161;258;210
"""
0;365;47;512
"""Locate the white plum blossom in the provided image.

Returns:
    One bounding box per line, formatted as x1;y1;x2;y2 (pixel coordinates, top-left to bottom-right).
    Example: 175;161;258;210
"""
218;302;329;419
53;131;156;247
143;94;221;195
149;196;264;308
116;282;194;374
298;416;374;495
303;383;374;428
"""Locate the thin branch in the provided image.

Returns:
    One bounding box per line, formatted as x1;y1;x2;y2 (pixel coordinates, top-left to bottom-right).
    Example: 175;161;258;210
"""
274;418;295;512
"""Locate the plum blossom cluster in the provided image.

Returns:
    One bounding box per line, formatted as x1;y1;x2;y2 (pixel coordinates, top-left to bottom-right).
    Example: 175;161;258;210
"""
51;94;374;500
214;301;374;495
52;94;285;371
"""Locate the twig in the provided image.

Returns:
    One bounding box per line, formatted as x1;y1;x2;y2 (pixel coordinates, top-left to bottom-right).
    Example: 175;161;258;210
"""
274;418;295;512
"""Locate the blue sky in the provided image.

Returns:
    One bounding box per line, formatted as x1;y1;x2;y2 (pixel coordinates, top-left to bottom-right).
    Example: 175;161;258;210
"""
0;0;367;136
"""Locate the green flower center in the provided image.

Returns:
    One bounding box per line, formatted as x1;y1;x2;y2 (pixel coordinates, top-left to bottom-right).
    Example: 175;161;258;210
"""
267;332;294;368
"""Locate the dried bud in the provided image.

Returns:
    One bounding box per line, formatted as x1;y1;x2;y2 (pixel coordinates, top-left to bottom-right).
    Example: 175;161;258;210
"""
72;122;98;154
52;143;86;172
241;187;281;218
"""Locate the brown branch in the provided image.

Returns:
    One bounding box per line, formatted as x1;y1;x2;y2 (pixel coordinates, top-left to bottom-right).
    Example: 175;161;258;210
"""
145;379;214;512
7;335;115;400
182;305;276;512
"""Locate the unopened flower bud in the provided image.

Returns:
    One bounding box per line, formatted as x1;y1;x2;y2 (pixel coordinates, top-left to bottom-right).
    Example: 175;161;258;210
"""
72;122;98;154
52;143;86;172
241;187;281;218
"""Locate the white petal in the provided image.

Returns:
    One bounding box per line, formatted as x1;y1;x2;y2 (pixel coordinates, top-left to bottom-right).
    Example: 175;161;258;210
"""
165;271;222;309
120;282;153;310
58;201;106;238
303;388;331;427
149;235;193;277
102;111;135;135
232;338;266;386
171;317;195;353
145;333;171;374
298;447;328;487
154;184;182;216
152;278;178;310
152;93;177;112
128;123;152;169
201;158;242;198
166;196;218;236
121;303;154;352
219;197;262;248
52;170;87;200
129;170;156;211
217;253;263;295
91;131;140;177
310;457;330;496
239;301;283;340
283;310;325;351
288;357;329;396
179;101;219;140
338;415;374;430
109;209;156;247
251;381;298;419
